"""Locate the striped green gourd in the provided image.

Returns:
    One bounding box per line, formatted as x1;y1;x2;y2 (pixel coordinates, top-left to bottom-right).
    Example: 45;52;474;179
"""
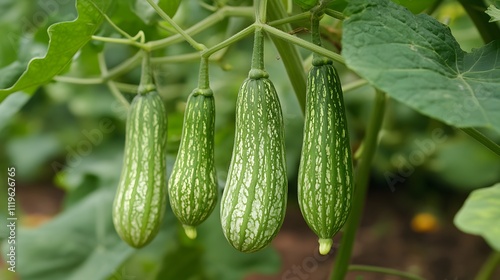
112;59;168;248
220;29;288;253
168;88;217;239
298;58;354;255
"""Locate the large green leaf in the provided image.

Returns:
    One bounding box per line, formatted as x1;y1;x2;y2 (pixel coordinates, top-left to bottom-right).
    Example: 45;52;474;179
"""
486;5;500;22
0;91;30;132
342;0;500;132
428;137;500;191
0;0;111;102
4;188;135;280
454;183;500;250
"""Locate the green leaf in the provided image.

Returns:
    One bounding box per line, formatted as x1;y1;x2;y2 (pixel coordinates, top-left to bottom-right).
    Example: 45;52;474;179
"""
486;4;500;22
391;0;437;14
159;0;182;18
156;200;281;280
156;243;205;280
197;201;281;280
428;137;500;191
0;0;111;102
0;91;30;132
293;0;318;10
2;188;135;280
6;133;62;179
342;0;500;132
454;183;500;250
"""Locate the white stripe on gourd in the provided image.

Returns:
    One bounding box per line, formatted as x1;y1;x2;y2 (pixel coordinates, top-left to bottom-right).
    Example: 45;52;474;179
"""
298;60;354;255
168;89;217;239
221;77;288;253
113;90;168;248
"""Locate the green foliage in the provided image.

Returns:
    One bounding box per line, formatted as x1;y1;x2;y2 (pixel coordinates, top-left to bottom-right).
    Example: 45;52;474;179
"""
0;0;112;101
0;0;499;279
428;136;500;190
1;185;280;280
454;183;500;251
293;0;318;10
486;4;500;22
343;0;500;132
391;0;436;14
0;92;30;131
6;188;136;280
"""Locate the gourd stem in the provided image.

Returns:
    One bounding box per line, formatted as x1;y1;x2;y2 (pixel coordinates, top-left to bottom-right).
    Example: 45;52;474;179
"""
138;52;155;95
310;8;329;65
311;12;323;51
198;57;210;90
256;0;268;24
145;0;205;51
267;0;307;113
474;250;500;280
251;28;265;71
330;90;386;280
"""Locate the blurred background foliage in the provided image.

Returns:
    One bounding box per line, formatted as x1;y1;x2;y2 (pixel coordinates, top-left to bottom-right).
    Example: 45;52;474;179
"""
0;0;499;279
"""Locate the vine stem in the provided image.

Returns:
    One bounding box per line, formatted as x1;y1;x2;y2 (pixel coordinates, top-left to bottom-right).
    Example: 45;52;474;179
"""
138;52;155;95
268;11;310;27
202;25;256;58
263;24;345;65
330;90;386;280
461;128;500;157
474;251;500;280
145;0;206;51
256;0;268;24
198;57;210;90
342;79;368;93
311;10;323;59
148;6;253;50
151;52;201;64
55;51;143;85
457;0;500;43
324;8;346;20
251;28;265;71
348;265;425;280
267;0;307;113
97;52;130;108
91;35;145;49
